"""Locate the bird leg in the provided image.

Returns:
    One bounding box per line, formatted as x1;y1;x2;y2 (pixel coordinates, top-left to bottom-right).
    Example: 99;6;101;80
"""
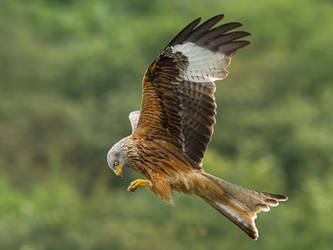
127;179;150;192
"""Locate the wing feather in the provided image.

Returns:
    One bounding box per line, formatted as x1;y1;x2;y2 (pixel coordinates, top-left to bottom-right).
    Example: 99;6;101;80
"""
187;15;224;42
134;15;250;168
129;111;140;133
167;18;201;47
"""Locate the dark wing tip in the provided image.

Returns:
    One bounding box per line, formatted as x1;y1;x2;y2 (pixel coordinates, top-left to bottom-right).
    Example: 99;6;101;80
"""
240;31;251;37
206;31;251;51
211;14;225;21
219;40;251;55
167;14;225;47
166;15;250;55
167;17;201;47
187;14;225;42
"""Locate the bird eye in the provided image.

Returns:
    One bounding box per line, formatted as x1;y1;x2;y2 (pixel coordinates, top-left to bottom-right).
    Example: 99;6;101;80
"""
113;161;119;166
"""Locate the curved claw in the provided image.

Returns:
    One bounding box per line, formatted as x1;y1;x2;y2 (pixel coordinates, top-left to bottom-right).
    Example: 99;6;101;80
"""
127;179;149;192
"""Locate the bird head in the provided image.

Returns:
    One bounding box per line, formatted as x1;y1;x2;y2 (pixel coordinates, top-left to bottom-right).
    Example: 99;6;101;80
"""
107;138;129;177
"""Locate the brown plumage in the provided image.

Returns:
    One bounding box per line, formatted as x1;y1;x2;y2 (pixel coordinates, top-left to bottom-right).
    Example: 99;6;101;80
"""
107;14;287;240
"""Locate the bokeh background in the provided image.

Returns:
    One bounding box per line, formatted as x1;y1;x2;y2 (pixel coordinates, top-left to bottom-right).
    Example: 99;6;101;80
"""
1;0;333;249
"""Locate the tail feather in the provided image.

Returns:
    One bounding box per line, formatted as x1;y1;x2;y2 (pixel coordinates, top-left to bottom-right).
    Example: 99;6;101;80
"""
198;172;287;240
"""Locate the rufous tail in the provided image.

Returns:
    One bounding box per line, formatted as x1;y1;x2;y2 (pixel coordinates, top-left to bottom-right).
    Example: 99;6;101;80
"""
197;172;287;240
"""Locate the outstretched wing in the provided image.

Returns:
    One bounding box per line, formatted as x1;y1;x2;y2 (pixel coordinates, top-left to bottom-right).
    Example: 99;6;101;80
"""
133;15;250;168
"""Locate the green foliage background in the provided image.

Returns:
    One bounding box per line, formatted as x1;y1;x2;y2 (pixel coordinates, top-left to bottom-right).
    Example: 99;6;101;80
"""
1;0;333;249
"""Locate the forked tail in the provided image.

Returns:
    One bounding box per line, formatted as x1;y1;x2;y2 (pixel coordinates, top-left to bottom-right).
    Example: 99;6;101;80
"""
197;172;288;240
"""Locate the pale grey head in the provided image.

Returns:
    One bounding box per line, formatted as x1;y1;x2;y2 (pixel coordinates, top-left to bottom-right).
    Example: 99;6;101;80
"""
107;111;139;177
107;137;129;177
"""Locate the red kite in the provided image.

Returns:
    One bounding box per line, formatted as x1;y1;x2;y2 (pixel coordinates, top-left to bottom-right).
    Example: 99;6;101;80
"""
107;14;287;240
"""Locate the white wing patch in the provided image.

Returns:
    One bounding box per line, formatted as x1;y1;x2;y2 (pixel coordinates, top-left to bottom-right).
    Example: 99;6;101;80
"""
171;42;230;83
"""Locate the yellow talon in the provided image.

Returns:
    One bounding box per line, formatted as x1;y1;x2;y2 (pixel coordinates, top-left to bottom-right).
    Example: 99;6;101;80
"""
127;179;149;192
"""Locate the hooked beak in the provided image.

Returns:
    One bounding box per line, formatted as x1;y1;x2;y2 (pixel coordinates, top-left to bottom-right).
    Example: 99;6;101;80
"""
113;163;123;177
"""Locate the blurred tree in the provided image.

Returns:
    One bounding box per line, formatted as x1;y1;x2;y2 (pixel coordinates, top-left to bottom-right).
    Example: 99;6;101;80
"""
0;0;332;249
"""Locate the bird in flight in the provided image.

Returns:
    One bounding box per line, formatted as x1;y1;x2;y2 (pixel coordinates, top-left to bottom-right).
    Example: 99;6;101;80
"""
107;14;287;240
